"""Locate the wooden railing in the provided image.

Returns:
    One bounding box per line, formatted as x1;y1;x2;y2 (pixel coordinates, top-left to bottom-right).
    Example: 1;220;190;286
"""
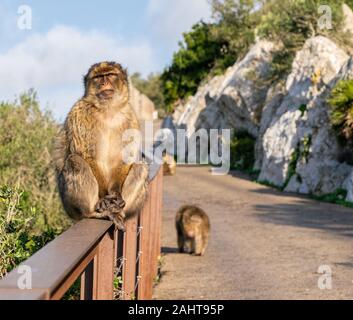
0;167;163;300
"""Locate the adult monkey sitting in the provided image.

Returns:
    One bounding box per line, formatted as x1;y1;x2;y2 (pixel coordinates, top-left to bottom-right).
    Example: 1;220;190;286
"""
54;61;149;231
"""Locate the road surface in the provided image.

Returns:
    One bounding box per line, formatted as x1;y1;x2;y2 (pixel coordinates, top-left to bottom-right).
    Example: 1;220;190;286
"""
153;166;353;300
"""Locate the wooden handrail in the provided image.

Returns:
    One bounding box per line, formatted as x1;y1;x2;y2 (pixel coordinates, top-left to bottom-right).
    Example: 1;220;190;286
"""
0;166;163;300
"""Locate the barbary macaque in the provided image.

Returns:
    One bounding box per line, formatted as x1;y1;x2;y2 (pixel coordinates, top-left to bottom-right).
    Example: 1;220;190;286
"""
54;61;149;231
163;153;176;176
175;205;210;256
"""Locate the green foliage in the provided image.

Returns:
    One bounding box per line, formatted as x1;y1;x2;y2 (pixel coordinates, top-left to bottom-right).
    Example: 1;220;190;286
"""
328;79;353;145
301;135;312;163
257;0;350;81
62;271;124;300
298;104;307;117
0;185;60;278
130;72;166;115
0;90;70;230
283;144;301;189
62;278;81;300
312;188;353;208
160;0;353;108
211;0;257;68
161;22;230;111
154;255;166;286
0;91;71;278
283;136;312;189
258;181;353;208
113;275;124;300
229;131;256;171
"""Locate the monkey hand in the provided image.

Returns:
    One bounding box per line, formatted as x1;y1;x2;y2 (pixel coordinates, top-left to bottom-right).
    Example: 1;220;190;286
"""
96;192;125;213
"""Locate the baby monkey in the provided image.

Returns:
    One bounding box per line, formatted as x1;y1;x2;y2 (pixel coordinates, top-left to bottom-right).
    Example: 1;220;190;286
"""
175;205;210;256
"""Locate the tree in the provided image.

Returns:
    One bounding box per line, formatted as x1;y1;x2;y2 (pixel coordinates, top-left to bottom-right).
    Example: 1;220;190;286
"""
130;72;165;112
161;22;228;111
210;0;257;62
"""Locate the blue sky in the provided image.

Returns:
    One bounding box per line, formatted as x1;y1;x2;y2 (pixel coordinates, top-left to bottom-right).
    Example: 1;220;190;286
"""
0;0;211;120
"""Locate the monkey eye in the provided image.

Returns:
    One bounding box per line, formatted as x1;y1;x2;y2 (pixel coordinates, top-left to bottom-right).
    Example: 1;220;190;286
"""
108;73;119;81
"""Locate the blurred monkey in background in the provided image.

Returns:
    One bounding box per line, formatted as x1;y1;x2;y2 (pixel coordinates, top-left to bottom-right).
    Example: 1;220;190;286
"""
176;205;210;256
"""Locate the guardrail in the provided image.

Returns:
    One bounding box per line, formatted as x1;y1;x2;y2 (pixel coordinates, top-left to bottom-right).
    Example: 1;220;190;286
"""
0;167;163;300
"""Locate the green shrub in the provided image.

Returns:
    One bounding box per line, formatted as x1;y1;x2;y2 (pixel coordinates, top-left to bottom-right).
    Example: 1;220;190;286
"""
161;22;232;111
257;0;350;81
0;185;60;278
62;278;81;300
160;1;353;108
283;135;312;189
328;79;353;145
298;104;307;117
130;73;166;113
229;131;256;171
210;0;257;71
0;91;71;277
312;188;353;208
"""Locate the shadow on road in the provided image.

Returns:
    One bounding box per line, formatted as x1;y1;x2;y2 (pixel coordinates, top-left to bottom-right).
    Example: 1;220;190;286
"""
227;170;353;238
161;247;179;254
254;199;353;238
228;170;256;182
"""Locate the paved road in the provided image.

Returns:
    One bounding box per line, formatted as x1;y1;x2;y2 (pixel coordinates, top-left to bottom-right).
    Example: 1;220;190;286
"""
153;166;353;300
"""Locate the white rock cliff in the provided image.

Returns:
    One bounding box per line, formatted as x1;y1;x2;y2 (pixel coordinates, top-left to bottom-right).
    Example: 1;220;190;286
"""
173;32;353;201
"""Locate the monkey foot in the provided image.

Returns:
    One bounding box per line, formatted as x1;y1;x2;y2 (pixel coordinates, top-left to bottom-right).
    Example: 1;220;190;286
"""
94;192;126;231
95;192;125;214
111;213;126;232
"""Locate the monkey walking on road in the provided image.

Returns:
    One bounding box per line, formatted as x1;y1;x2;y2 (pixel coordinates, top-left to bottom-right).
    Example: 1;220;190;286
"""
176;205;210;256
54;61;149;231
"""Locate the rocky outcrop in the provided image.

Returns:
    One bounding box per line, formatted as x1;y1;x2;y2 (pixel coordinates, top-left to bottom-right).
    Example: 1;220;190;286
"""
343;3;353;34
258;36;353;196
129;84;157;121
175;40;277;137
172;11;353;201
174;72;229;137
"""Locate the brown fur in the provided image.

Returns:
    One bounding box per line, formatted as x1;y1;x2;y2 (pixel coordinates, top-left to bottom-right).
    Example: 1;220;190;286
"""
54;61;149;230
175;205;210;256
163;153;176;176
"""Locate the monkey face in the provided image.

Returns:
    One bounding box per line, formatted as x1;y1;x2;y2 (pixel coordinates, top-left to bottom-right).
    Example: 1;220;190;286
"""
84;62;129;103
91;73;120;100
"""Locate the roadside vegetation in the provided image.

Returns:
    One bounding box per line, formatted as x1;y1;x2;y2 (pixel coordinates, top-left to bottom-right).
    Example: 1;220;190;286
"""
229;131;256;172
328;79;353;148
2;0;353;287
136;0;353;113
0;91;71;278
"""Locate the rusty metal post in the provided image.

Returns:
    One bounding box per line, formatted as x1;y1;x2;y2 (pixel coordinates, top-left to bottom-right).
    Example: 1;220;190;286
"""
137;184;153;300
153;168;163;279
148;172;159;288
0;166;163;301
80;260;95;300
122;215;139;300
94;226;115;300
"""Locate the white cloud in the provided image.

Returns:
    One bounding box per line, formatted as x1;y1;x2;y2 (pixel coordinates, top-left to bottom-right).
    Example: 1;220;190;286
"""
0;1;213;120
147;0;212;50
0;25;157;120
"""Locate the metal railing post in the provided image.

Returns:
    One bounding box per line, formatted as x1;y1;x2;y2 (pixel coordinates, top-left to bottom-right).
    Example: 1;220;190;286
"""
95;226;115;300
